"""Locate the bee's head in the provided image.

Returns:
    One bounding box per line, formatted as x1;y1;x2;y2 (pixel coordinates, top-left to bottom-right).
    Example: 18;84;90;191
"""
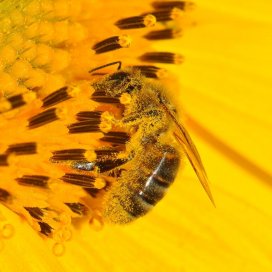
92;69;143;97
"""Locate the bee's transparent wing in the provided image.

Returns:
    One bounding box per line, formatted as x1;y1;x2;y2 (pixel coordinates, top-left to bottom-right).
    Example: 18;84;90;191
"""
162;104;214;205
173;130;215;205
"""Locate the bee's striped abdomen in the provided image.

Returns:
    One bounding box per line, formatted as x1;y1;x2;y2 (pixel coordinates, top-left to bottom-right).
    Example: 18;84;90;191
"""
103;144;180;223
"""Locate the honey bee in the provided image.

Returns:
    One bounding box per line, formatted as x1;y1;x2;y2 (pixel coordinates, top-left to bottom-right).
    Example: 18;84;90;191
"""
88;62;214;223
0;62;213;238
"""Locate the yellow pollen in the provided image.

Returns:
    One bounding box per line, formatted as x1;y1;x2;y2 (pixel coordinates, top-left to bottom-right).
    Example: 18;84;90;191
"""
99;122;112;133
56;107;67;119
22;91;37;104
85;150;97;162
171;8;184;20
94;178;106;189
120;93;132;105
0;100;10;112
101;111;115;122
156;68;169;79
118;34;132;48
67;85;81;97
173;29;183;38
175;54;184;64
143;14;157;27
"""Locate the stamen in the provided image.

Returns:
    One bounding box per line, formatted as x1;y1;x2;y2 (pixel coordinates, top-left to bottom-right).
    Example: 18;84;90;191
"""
130;65;168;78
6;142;37;155
84;188;100;198
51;149;86;161
92;35;131;54
16;175;49;188
42;86;69;108
0;92;36;112
100;131;130;145
68;121;101;134
115;14;156;29
91;91;120;104
0;189;11;202
144;8;183;23
119;93;131;106
25;207;44;220
5;94;25;109
38;221;53;236
152;1;194;10
65;203;88;215
144;29;182;40
76;111;102;121
68;111;104;133
0;154;8;166
100;111;115;133
94;178;107;189
60;173;95;188
139;52;183;64
28;108;64;129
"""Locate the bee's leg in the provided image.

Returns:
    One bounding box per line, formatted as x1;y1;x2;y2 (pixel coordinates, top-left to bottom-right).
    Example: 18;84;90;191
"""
72;148;133;174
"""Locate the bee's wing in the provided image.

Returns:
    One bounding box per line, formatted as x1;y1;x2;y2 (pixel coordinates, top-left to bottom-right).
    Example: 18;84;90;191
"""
173;129;214;205
162;103;214;204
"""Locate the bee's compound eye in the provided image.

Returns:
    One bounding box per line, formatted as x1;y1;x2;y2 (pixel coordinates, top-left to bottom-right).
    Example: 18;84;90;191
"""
108;71;130;82
126;83;142;93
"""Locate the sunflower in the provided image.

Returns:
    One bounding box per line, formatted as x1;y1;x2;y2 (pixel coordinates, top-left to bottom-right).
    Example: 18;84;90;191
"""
0;0;272;271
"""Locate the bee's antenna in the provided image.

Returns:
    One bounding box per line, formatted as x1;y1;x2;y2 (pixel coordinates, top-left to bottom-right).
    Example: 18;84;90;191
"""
161;103;215;206
89;61;122;74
